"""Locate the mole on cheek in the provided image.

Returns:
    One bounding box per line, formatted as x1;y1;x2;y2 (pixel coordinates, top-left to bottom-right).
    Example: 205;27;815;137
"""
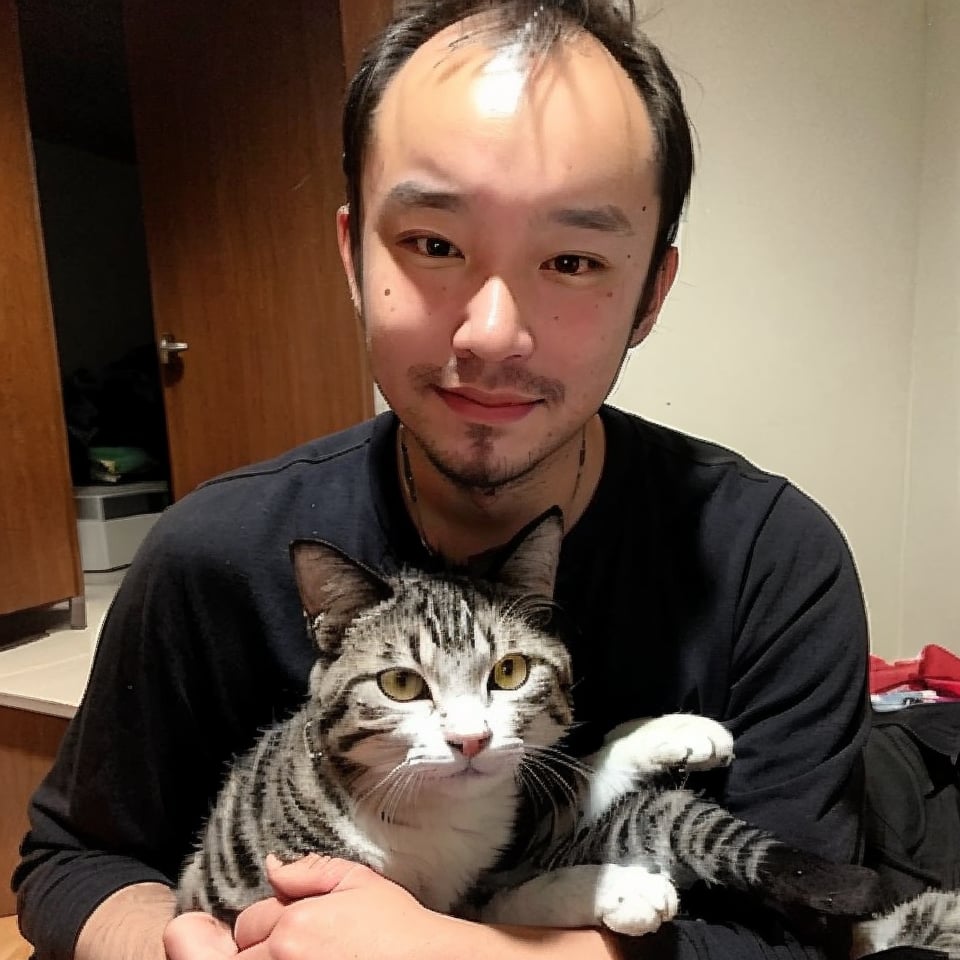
384;288;391;297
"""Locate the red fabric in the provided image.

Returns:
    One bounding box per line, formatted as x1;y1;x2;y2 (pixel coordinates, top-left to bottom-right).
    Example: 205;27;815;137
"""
869;643;960;697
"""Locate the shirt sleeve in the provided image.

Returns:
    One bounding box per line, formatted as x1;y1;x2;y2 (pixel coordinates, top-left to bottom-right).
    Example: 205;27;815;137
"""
615;913;849;960
719;484;871;863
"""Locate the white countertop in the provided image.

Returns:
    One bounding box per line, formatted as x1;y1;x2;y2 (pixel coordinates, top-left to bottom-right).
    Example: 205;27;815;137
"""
0;573;120;718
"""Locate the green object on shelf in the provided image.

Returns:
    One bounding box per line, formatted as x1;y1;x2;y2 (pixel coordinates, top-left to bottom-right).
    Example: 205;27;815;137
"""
88;446;155;482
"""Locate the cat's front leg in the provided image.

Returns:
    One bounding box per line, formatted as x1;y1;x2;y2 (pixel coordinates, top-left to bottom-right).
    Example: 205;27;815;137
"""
480;863;679;936
583;714;734;820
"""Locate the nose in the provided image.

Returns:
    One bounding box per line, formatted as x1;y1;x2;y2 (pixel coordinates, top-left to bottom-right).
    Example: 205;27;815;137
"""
447;731;492;758
452;275;532;363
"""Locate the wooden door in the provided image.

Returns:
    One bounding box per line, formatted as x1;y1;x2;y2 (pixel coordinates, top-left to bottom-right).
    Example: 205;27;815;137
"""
0;0;83;620
124;0;393;499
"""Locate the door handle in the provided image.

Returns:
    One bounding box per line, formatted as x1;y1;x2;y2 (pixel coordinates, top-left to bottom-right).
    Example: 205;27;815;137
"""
159;333;189;365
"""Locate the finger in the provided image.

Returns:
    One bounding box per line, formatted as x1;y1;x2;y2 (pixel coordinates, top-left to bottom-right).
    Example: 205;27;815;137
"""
164;910;238;959
233;897;285;951
264;853;375;899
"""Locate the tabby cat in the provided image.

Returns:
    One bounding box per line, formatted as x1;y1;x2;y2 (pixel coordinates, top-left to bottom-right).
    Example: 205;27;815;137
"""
177;511;960;956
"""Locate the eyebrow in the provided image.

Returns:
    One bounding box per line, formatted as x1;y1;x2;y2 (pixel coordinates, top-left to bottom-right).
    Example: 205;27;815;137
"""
382;181;634;236
548;205;634;236
383;181;464;213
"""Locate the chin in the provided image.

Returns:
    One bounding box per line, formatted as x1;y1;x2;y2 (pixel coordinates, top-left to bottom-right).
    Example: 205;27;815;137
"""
433;765;513;798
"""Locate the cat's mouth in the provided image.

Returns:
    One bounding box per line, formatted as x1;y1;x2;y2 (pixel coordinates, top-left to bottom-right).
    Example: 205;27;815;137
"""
408;756;505;783
447;754;519;781
452;763;489;777
398;749;518;783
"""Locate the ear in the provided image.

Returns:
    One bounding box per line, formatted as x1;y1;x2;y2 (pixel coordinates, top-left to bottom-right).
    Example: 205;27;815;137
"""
495;507;564;598
629;244;679;348
290;539;392;626
336;204;362;315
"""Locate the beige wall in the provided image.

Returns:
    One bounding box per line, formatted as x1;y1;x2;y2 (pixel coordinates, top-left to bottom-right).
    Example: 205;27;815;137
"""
611;1;956;658
900;0;960;657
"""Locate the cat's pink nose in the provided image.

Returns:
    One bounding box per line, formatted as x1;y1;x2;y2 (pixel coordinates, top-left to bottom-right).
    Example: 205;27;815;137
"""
449;732;492;758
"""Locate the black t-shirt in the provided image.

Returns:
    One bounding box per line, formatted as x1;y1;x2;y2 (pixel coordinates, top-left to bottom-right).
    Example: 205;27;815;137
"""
14;407;870;959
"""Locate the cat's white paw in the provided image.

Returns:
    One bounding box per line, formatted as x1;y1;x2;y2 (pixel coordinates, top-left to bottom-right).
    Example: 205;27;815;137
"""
603;714;734;774
594;863;679;936
582;714;734;821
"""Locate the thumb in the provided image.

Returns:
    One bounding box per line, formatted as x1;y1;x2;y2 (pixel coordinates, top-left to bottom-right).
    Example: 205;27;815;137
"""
164;910;238;959
264;854;377;900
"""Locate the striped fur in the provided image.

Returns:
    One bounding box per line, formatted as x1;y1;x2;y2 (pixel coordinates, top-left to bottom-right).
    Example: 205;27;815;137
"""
176;510;954;950
852;889;960;958
475;725;881;931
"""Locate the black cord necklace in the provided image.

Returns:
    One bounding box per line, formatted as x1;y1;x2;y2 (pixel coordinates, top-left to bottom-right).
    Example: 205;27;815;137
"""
397;422;587;557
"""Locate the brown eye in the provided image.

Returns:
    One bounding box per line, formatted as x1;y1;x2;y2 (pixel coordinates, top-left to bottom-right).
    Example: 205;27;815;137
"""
378;669;426;702
412;236;462;258
542;254;604;276
554;254;583;275
490;654;530;691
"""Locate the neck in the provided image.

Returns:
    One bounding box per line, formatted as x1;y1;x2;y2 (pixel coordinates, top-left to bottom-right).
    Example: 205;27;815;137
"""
397;415;604;564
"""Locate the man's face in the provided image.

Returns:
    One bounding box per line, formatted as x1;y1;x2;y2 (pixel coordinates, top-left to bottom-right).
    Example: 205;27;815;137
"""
339;20;674;490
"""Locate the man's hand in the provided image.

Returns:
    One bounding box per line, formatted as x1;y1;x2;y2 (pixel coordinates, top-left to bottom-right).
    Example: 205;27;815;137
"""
164;911;237;959
232;854;448;959
228;854;623;960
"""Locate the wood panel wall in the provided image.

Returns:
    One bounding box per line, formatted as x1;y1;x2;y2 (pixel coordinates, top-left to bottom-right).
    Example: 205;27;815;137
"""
0;0;82;617
339;0;395;78
0;705;68;916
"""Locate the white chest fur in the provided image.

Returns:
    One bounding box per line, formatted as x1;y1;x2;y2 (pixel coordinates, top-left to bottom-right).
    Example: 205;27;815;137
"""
352;782;520;913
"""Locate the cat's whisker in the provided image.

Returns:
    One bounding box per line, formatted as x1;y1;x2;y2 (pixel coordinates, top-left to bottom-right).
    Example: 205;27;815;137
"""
381;768;421;824
388;770;419;821
373;778;403;823
373;764;414;822
531;743;593;777
518;755;572;825
525;745;592;795
392;765;428;821
356;761;408;812
517;761;557;820
527;756;577;810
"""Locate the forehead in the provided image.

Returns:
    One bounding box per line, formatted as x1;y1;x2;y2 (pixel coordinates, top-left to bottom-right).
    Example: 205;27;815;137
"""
366;19;659;214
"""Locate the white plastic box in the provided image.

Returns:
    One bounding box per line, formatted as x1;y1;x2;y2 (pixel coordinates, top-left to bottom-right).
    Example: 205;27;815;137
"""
74;480;170;572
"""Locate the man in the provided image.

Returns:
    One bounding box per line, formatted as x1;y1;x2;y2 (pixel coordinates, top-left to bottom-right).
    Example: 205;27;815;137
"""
14;2;870;958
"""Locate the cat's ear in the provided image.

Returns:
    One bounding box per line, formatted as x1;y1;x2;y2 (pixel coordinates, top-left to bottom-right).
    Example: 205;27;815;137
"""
493;507;564;598
290;540;393;626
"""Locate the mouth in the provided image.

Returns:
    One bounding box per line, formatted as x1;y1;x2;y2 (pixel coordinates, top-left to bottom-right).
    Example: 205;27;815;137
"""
452;766;487;778
435;386;542;424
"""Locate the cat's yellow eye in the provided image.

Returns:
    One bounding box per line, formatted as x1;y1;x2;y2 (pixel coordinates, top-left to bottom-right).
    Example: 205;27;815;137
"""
378;669;426;702
490;654;530;691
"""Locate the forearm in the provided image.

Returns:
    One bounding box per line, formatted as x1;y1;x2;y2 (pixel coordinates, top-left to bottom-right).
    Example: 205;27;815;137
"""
74;883;176;960
439;919;624;960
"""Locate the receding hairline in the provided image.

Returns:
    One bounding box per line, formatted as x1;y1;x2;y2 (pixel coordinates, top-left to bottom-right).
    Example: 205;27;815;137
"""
392;10;627;98
368;12;661;173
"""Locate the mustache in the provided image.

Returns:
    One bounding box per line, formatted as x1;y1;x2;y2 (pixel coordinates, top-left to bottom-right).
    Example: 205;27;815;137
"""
409;361;565;404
